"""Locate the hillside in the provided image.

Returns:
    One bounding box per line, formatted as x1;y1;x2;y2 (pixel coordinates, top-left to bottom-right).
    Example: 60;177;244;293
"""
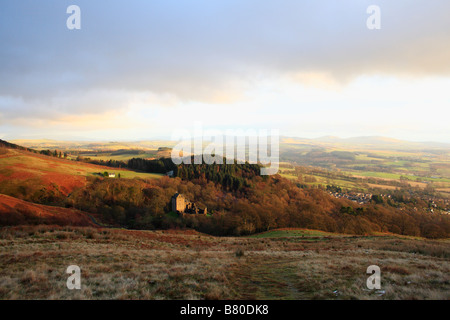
0;146;162;203
0;139;34;152
0;194;96;226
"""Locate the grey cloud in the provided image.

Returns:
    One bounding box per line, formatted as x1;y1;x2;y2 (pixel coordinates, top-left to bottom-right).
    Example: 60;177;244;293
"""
1;0;449;108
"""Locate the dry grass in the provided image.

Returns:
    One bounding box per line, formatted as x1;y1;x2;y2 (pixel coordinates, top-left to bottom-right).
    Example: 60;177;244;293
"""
0;226;448;300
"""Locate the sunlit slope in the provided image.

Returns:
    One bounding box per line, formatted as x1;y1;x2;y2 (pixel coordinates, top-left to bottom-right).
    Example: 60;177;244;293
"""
0;194;96;226
0;148;162;198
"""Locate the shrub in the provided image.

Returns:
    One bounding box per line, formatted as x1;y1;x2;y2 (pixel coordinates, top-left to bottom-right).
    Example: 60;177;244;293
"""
235;248;245;258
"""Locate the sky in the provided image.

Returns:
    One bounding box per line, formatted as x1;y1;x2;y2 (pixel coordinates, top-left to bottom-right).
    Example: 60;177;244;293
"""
0;0;449;142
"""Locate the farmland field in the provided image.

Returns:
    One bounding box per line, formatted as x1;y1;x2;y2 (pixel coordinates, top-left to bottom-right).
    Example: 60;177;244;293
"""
278;143;450;197
80;152;158;162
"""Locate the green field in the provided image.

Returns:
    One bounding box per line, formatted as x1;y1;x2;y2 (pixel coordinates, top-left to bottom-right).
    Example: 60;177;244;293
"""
95;170;163;180
344;170;450;183
279;142;450;196
280;172;361;190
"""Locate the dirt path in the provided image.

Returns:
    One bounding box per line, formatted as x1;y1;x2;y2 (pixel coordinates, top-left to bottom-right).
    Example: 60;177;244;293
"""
230;258;310;299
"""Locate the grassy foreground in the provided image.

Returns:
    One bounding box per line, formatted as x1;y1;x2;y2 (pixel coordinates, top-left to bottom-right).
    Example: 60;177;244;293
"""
0;226;448;300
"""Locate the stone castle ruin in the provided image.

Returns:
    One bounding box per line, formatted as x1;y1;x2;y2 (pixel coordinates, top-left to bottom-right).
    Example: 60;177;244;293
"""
171;193;207;215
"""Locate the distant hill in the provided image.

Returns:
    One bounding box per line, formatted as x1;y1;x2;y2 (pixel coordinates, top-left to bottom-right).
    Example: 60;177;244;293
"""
10;139;177;151
10;136;450;153
0;139;34;152
281;136;450;150
0;194;96;227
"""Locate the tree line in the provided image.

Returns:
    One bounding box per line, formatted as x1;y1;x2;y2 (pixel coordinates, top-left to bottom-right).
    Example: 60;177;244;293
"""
63;173;449;239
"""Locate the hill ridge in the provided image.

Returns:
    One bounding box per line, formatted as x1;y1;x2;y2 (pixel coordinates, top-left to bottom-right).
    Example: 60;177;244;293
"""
0;193;96;227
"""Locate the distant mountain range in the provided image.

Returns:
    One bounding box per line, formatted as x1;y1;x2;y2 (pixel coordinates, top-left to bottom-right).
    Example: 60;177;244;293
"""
8;136;450;152
281;136;450;150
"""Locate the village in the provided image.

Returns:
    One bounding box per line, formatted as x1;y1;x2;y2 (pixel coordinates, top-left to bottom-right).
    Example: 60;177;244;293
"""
328;191;374;205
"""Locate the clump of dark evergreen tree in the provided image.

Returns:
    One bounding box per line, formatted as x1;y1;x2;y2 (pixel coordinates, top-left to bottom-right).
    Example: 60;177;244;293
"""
175;157;260;191
127;157;177;174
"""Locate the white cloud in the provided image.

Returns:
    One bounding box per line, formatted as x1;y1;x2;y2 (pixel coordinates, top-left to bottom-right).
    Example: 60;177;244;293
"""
0;0;449;141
